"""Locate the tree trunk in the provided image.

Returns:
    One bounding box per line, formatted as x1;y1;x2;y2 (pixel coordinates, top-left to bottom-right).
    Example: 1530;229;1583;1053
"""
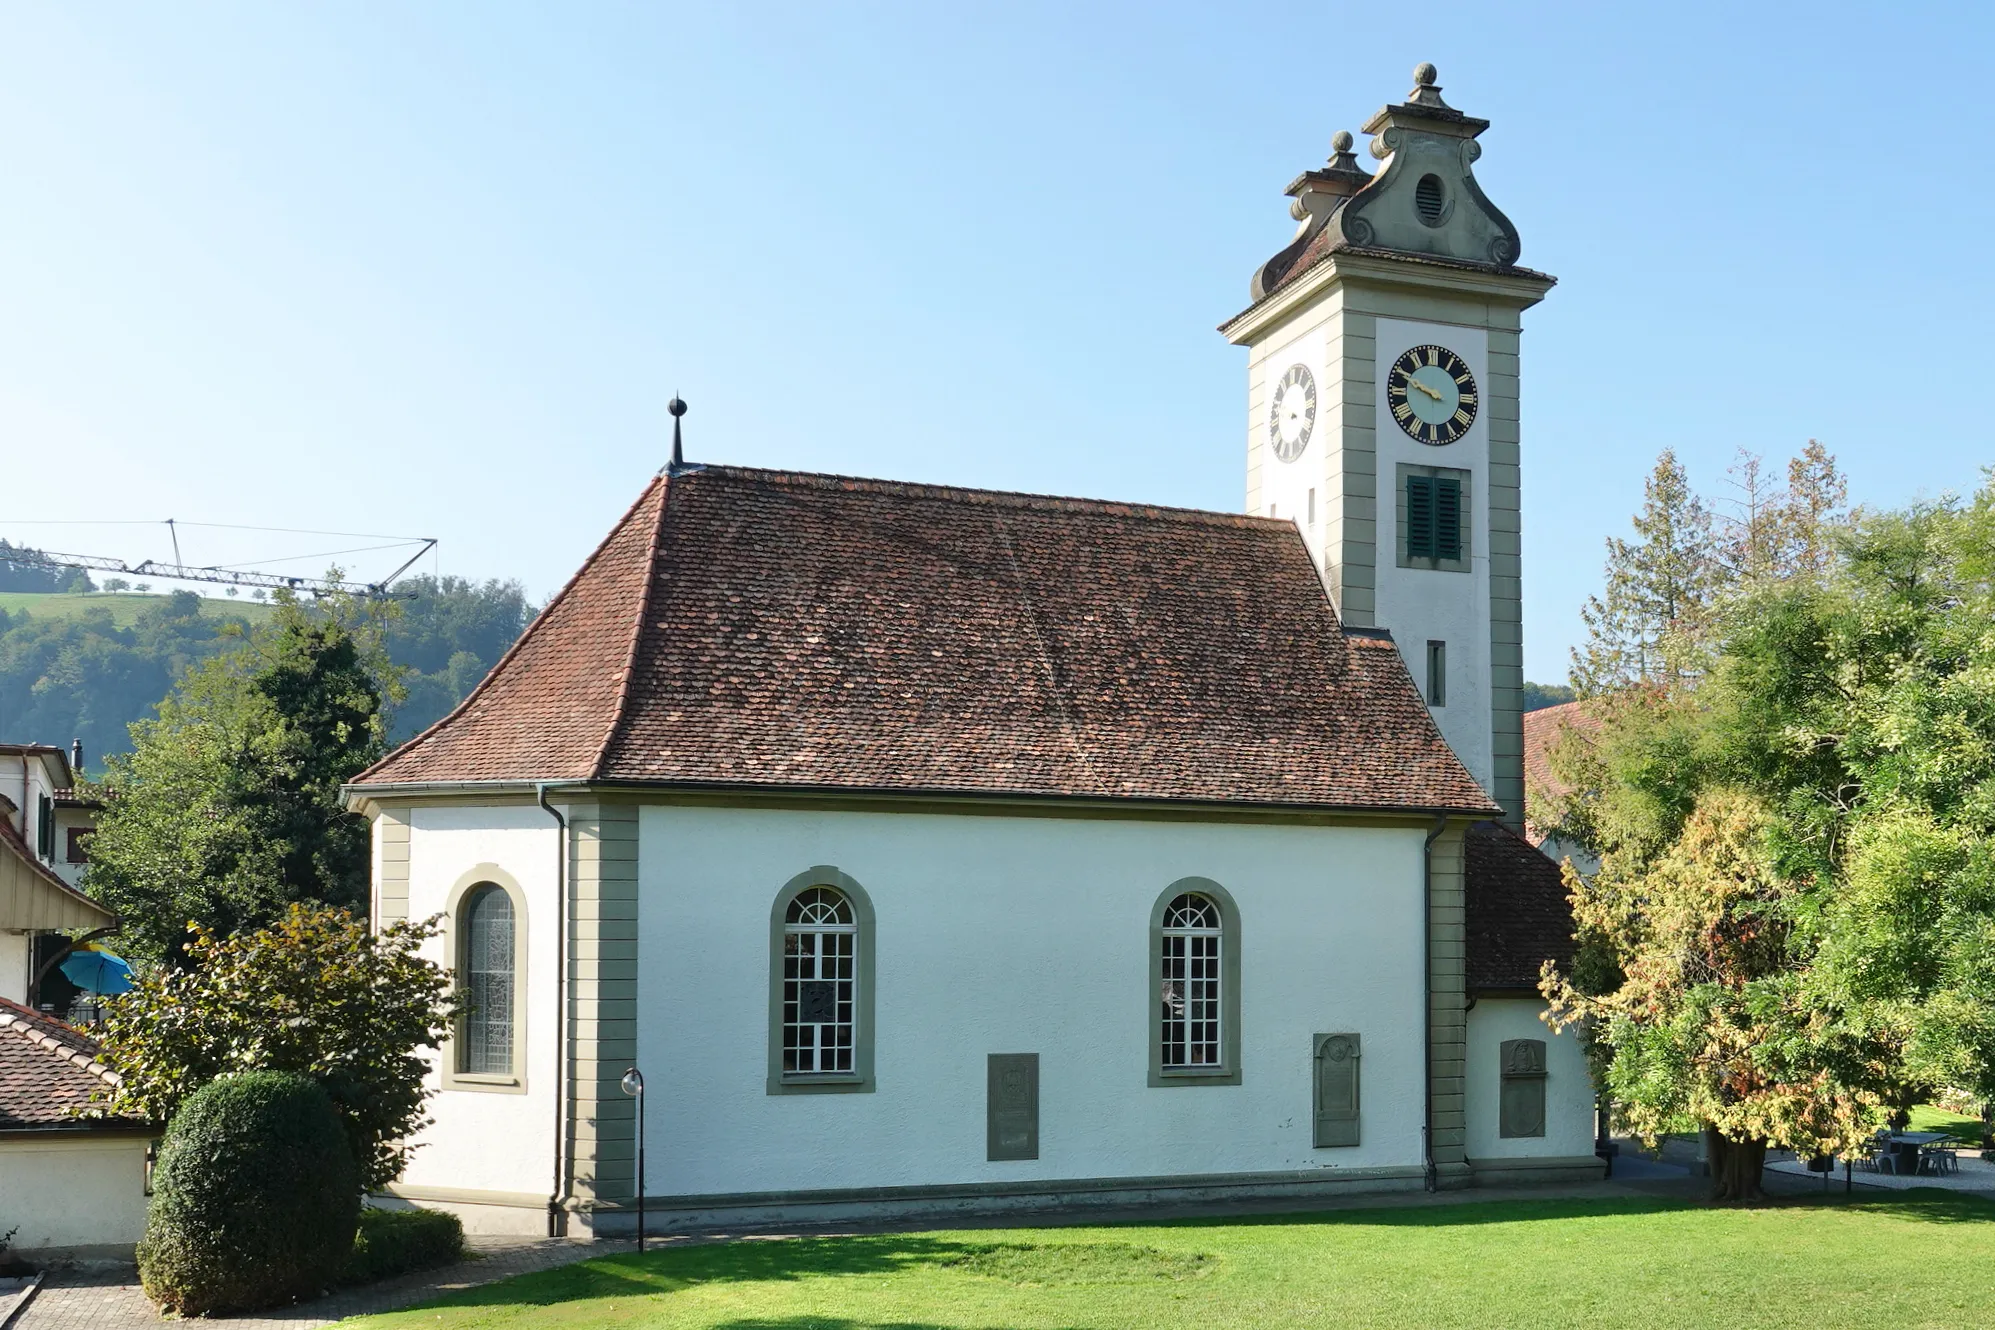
1704;1125;1768;1202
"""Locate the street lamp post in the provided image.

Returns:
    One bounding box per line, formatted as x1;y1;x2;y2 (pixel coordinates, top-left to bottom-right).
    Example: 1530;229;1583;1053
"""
619;1066;646;1251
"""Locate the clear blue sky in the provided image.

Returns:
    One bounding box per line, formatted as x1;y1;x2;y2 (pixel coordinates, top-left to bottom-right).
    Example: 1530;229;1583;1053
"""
2;2;1987;682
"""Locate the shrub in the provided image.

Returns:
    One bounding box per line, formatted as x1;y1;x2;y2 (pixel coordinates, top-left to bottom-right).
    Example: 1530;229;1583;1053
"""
343;1208;465;1287
95;905;459;1192
138;1072;361;1316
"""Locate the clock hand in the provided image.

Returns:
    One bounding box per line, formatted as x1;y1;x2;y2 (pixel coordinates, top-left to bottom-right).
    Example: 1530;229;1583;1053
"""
1408;377;1444;402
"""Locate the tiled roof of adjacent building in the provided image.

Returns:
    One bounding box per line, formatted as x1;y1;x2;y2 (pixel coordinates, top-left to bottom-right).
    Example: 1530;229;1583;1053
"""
0;998;131;1131
356;466;1498;815
1464;820;1576;994
1521;699;1602;844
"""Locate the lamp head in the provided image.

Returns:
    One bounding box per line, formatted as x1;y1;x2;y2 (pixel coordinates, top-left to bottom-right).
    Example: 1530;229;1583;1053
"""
620;1067;644;1097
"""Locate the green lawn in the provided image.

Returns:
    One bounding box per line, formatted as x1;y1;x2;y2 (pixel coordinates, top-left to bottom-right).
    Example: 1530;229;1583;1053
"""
344;1193;1995;1330
1909;1104;1987;1145
0;590;274;625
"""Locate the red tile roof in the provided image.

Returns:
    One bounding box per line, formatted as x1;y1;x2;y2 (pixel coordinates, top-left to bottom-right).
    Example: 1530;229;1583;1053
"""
1464;820;1576;993
358;466;1496;815
1521;699;1602;843
0;998;131;1131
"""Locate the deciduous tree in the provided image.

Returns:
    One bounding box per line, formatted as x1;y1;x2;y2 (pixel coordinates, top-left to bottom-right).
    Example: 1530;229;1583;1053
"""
84;589;397;963
94;905;459;1193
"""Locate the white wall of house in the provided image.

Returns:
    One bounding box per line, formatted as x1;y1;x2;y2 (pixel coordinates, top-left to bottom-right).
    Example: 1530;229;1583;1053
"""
0;1134;151;1254
1464;997;1594;1163
634;804;1429;1198
393;804;559;1213
0;931;27;1005
50;808;94;889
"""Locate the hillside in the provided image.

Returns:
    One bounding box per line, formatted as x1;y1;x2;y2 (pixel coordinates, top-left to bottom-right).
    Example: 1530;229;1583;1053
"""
0;590;278;627
0;577;533;766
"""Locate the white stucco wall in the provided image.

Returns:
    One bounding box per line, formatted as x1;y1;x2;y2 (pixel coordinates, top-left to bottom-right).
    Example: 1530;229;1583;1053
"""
0;931;27;1005
394;804;559;1204
1464;997;1594;1162
51;809;93;889
1248;304;1336;547
1371;317;1493;794
634;804;1430;1198
0;1134;151;1253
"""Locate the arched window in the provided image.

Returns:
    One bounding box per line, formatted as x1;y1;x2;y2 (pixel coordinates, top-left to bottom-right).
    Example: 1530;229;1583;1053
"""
459;884;517;1077
783;887;856;1075
768;869;876;1094
1160;893;1222;1068
1149;880;1241;1086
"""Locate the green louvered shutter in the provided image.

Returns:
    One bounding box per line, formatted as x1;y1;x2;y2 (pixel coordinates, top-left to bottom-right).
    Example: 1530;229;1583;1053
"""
1435;477;1463;562
1406;476;1436;560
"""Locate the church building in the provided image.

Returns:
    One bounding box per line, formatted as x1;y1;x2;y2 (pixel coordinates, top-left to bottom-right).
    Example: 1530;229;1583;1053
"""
345;64;1597;1237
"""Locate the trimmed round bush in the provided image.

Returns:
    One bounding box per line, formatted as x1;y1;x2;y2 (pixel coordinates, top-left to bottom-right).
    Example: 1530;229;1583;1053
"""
138;1071;361;1316
345;1207;464;1286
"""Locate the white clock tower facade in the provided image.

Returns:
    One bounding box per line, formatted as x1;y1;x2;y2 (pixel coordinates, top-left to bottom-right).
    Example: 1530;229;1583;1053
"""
1221;65;1554;827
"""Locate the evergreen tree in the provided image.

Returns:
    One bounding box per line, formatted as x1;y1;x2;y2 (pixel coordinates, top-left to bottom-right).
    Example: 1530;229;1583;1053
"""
1570;450;1718;694
84;590;398;964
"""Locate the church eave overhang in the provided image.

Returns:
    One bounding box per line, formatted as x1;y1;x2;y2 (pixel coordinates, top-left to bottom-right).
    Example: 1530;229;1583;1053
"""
1220;247;1557;344
346;776;1498;824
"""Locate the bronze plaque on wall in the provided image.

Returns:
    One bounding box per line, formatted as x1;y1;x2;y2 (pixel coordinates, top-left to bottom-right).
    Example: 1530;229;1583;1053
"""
987;1053;1039;1161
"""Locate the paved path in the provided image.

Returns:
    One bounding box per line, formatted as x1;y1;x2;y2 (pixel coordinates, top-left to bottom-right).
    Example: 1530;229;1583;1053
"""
10;1153;1947;1330
13;1236;630;1330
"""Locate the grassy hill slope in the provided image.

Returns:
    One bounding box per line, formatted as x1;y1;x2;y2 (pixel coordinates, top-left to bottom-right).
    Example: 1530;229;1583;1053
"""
0;591;276;627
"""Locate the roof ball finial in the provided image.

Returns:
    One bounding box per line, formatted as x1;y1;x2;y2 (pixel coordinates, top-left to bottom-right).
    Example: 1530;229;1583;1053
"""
1331;129;1354;153
667;394;689;473
1413;62;1438;86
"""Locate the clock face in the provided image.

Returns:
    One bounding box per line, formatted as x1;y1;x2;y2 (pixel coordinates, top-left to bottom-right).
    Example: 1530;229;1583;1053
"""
1386;344;1478;446
1269;363;1316;463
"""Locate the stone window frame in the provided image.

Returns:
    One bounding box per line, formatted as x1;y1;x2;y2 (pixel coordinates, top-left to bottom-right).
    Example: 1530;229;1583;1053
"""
1148;877;1242;1088
441;863;529;1095
767;866;877;1095
1396;462;1473;574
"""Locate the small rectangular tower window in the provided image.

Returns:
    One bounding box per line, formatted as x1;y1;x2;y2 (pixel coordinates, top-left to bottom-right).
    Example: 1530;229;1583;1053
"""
1397;464;1471;573
1307;488;1316;525
1426;641;1446;706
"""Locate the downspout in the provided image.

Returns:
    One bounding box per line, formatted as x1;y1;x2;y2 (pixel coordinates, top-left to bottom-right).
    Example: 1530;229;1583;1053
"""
1422;812;1450;1193
537;784;569;1238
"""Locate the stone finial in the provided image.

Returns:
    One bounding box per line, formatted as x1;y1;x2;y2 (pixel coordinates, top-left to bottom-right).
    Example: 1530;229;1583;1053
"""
1326;131;1361;173
1405;61;1451;110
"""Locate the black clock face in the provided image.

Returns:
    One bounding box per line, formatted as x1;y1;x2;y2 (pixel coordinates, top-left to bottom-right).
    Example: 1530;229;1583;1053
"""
1386;344;1477;446
1269;363;1316;463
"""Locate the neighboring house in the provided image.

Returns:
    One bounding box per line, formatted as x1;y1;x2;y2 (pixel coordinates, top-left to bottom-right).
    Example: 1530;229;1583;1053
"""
345;65;1598;1239
0;742;116;1008
1521;700;1603;876
0;999;151;1256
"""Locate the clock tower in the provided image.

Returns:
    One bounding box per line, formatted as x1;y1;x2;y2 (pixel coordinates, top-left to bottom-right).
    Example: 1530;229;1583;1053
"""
1220;64;1554;828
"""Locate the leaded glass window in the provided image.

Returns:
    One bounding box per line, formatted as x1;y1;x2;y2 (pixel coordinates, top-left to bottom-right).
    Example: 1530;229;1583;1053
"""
459;885;516;1076
783;886;856;1076
1160;892;1222;1069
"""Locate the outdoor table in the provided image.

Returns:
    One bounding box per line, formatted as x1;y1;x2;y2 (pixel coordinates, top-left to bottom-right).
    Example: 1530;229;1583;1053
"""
1887;1132;1950;1175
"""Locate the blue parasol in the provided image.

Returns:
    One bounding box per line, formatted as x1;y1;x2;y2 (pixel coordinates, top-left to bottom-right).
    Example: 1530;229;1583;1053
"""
58;948;134;996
